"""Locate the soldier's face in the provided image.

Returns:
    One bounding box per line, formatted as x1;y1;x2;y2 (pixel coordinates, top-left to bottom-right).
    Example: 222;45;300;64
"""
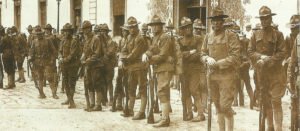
291;27;300;35
260;16;272;28
122;30;129;37
128;26;138;35
151;25;163;34
82;27;91;35
64;31;72;38
182;25;193;36
211;19;224;31
194;28;201;35
45;29;52;34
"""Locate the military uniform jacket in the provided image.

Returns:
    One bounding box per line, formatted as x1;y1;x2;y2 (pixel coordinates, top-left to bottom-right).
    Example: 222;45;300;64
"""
146;32;175;73
248;28;285;75
30;38;57;67
178;35;204;73
121;33;147;71
0;35;14;60
104;36;118;68
288;34;300;82
59;37;81;68
81;34;105;68
11;34;27;59
201;30;240;80
285;34;297;59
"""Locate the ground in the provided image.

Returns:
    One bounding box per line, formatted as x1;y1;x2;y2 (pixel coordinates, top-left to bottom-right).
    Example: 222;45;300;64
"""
0;64;292;131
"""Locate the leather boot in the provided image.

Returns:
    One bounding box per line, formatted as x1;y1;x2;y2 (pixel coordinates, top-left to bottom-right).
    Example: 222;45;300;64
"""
92;91;102;111
90;92;95;108
0;82;3;89
5;74;15;89
116;95;123;111
266;108;274;130
68;88;76;109
192;99;205;122
15;70;21;82
153;103;170;127
218;113;225;131
274;107;283;131
50;82;59;99
110;95;118;112
225;114;234;131
18;69;26;83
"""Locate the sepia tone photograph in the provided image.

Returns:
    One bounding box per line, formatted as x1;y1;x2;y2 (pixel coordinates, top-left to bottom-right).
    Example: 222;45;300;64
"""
0;0;299;130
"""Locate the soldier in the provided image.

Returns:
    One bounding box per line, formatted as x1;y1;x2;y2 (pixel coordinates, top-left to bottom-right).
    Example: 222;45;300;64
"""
178;17;205;122
0;25;6;89
110;25;129;112
120;16;148;119
201;7;240;130
59;23;81;109
248;6;285;130
26;25;39;88
193;18;206;36
245;24;252;39
100;23;118;106
80;21;106;112
44;24;59;93
143;15;175;127
1;28;16;89
287;14;300;131
11;26;27;83
28;26;58;99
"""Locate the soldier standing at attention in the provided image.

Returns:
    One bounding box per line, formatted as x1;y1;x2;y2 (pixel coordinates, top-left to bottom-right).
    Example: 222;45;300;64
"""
248;6;285;131
178;17;205;122
80;21;106;112
143;15;175;127
11;26;27;83
28;26;58;99
0;25;6;89
201;7;240;130
120;17;148;119
59;23;81;109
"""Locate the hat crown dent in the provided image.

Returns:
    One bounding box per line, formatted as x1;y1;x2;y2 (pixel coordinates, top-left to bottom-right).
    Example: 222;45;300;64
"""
82;20;93;29
127;16;138;25
62;23;73;30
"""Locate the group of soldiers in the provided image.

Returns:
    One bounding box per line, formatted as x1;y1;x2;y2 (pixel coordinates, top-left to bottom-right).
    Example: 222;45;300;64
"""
0;5;299;130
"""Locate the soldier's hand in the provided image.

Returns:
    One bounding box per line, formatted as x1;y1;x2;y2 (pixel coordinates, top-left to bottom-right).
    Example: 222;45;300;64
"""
142;54;149;62
58;58;64;64
118;61;124;68
260;55;271;62
189;49;197;54
206;57;216;66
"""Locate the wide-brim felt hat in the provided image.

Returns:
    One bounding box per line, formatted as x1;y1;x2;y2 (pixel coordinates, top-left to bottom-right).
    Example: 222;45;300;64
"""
81;21;95;29
34;25;44;35
147;15;165;26
120;25;129;31
193;19;206;29
165;19;174;29
61;23;74;31
207;7;229;19
286;15;300;28
179;17;193;28
43;24;54;30
255;6;276;18
252;23;262;30
100;23;111;32
125;16;141;27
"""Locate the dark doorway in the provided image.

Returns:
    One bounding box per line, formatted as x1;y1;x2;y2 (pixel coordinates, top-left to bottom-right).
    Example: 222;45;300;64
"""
70;0;82;31
14;0;21;30
112;0;125;36
38;0;47;27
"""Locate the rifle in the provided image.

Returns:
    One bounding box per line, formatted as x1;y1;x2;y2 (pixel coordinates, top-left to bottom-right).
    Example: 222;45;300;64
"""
122;66;130;116
180;74;188;121
207;65;212;131
147;65;155;123
288;79;299;131
78;63;91;112
153;75;160;113
256;61;267;131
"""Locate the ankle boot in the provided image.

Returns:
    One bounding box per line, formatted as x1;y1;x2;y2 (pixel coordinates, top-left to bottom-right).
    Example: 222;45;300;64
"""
225;114;234;131
18;69;26;83
218;113;225;131
92;91;102;111
90;92;95;108
153;103;170;127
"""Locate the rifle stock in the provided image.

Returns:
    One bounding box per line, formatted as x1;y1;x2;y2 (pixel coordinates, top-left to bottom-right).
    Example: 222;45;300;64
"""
290;77;299;131
147;66;154;124
153;74;160;113
256;62;267;131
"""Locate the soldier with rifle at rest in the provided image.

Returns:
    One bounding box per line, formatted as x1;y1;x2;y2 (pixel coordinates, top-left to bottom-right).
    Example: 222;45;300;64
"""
248;6;285;131
287;14;300;131
80;21;106;112
143;15;175;127
59;23;81;109
201;7;240;131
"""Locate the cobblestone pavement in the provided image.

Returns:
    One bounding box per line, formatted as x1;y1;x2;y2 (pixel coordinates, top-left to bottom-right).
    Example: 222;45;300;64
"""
0;64;292;130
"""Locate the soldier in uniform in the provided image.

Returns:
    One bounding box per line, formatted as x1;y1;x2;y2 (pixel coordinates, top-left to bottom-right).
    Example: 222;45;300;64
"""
100;23;118;106
11;26;27;83
120;17;148;119
1;27;16;89
26;25;39;88
59;23;81;108
193;18;206;36
80;21;106;112
248;6;285;130
178;17;205;122
111;25;129;112
201;7;240;130
28;26;58;99
287;14;300;131
0;25;6;89
44;24;59;94
143;15;175;127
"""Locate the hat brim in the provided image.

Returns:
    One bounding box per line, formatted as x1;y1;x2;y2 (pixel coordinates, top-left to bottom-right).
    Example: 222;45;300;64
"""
255;13;276;18
125;22;141;27
194;26;206;30
81;24;95;29
120;26;129;30
179;23;193;28
147;22;165;26
286;23;300;28
207;15;229;19
43;27;54;30
61;28;74;31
